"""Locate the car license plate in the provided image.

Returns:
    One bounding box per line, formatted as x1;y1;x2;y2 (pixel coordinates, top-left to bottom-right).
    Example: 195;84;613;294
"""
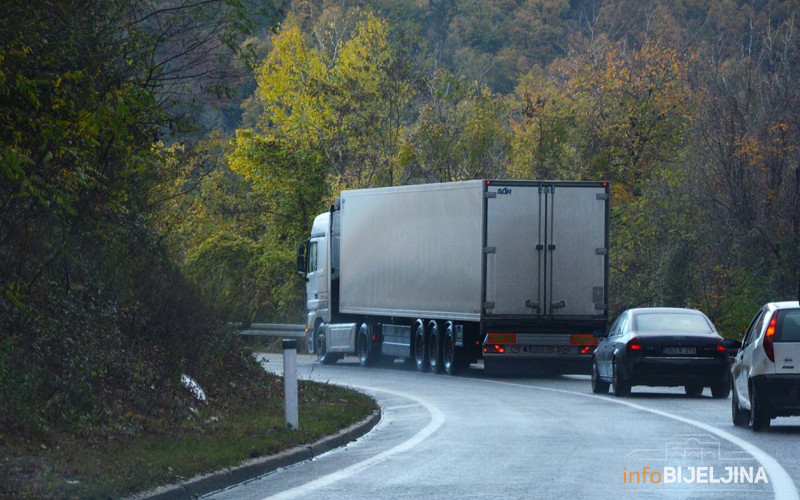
663;346;696;355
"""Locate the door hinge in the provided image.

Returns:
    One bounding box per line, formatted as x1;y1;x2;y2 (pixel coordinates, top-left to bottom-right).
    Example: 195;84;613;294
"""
484;192;497;199
551;300;566;309
483;302;495;310
484;247;496;254
597;193;609;200
525;300;540;309
596;248;608;255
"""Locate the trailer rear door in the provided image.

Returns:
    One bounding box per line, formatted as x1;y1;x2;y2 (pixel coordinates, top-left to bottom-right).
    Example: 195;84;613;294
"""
484;184;543;316
547;185;607;316
484;182;608;318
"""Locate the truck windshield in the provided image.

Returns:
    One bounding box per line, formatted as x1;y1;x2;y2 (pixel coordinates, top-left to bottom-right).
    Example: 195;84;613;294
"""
634;313;712;333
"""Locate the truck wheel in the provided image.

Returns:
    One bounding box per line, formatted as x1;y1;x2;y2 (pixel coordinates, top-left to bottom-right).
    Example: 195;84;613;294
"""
315;325;336;365
357;323;374;367
413;322;429;372
428;321;443;373
443;322;458;375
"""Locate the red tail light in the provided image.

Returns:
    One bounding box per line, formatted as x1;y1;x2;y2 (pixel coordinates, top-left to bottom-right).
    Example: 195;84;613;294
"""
764;313;777;362
627;336;642;351
716;344;726;352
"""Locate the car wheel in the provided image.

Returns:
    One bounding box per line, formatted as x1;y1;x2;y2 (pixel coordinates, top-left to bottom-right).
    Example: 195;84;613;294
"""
685;384;703;398
413;322;428;372
732;388;749;427
612;361;630;397
591;358;609;394
711;377;730;399
750;386;771;431
315;325;336;365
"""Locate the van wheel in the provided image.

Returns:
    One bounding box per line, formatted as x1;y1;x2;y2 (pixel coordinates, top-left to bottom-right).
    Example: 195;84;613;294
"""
413;322;428;372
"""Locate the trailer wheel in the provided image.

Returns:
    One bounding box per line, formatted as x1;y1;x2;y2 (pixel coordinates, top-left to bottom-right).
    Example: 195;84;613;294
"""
443;322;458;375
357;323;375;367
316;325;337;365
428;321;443;373
413;321;429;372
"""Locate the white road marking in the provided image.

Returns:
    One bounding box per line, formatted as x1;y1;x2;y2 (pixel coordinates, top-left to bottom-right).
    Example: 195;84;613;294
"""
479;377;799;500
259;385;444;500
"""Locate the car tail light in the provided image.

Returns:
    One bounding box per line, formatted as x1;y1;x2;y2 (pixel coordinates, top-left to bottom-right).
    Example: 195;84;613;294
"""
764;313;777;362
627;336;642;351
716;344;726;352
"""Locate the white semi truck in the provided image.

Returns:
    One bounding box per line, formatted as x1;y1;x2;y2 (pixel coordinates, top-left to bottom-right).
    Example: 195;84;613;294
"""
296;180;609;375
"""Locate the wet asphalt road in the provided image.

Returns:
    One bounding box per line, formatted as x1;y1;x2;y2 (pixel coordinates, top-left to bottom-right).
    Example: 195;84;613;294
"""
206;354;800;500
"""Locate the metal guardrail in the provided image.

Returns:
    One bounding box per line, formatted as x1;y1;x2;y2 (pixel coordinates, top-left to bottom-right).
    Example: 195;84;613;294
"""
238;323;306;338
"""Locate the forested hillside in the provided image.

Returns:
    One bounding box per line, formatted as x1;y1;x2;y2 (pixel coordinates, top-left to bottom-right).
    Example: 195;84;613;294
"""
212;0;799;335
2;0;799;458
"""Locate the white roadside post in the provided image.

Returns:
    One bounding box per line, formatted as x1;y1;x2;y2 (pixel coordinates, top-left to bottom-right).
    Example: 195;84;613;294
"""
283;338;299;430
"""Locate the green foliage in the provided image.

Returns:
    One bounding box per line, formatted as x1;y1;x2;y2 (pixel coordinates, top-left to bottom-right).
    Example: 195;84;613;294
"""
0;0;284;439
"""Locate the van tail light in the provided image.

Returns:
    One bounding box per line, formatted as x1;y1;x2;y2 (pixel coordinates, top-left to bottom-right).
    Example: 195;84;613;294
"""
764;313;777;362
627;336;642;352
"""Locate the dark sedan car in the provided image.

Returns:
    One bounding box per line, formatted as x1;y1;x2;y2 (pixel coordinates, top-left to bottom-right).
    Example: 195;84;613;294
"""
591;307;730;398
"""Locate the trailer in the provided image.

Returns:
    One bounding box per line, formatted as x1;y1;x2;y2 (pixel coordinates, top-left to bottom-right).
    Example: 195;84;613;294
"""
296;180;609;375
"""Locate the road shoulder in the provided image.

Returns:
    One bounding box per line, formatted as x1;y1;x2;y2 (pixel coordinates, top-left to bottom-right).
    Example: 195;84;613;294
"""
129;409;381;500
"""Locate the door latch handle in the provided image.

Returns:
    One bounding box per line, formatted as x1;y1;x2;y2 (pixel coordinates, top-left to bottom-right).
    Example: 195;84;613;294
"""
550;300;566;309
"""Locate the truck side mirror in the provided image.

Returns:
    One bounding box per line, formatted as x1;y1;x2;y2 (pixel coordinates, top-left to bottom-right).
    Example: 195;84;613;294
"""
296;243;308;280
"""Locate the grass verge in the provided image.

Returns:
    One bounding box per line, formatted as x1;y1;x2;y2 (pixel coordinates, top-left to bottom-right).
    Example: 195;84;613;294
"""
0;373;377;499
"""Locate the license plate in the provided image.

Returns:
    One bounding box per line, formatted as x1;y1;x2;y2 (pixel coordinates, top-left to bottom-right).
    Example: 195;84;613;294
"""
524;345;555;354
663;346;696;355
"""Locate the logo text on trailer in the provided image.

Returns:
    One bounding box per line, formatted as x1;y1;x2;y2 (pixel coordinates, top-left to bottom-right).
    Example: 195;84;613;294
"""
497;187;512;195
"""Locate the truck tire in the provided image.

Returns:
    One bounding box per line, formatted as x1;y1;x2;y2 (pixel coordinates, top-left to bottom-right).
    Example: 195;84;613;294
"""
413;321;429;372
443;322;458;376
428;321;443;373
315;325;337;365
357;323;375;367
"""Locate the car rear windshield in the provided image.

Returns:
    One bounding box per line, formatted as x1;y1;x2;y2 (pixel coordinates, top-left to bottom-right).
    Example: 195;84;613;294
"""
634;313;713;333
777;309;800;342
